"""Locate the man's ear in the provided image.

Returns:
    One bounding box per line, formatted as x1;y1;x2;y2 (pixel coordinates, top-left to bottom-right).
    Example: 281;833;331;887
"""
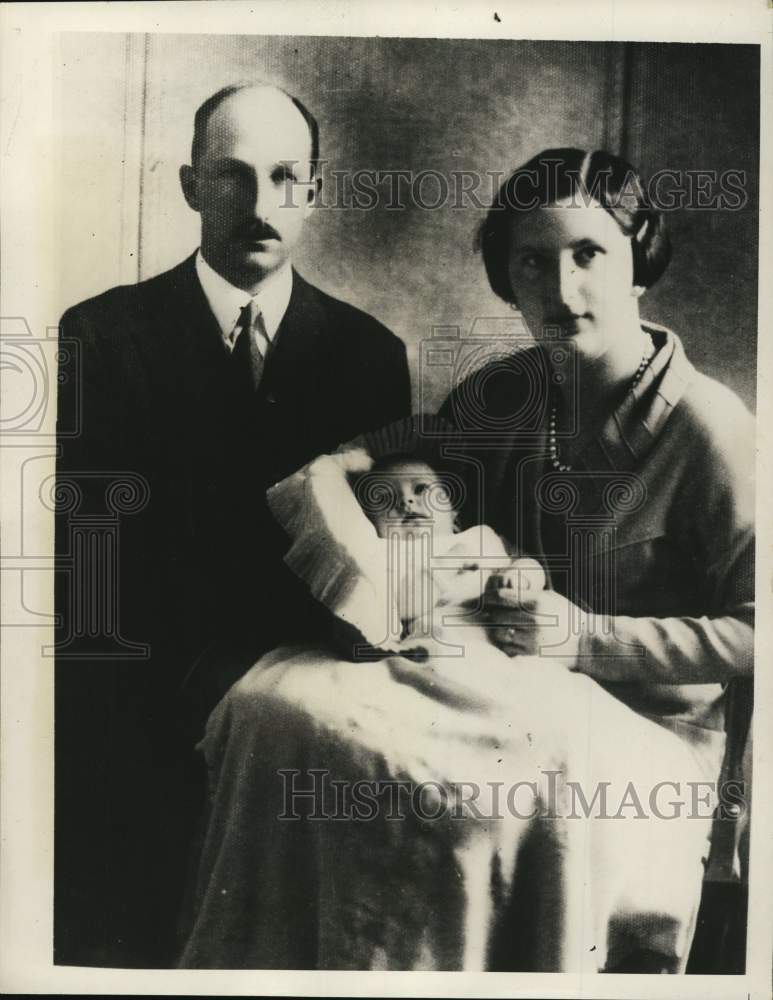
305;171;323;214
180;165;200;212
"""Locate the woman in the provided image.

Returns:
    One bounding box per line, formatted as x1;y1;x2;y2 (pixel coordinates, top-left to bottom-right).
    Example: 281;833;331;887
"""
436;147;755;969
441;147;753;727
179;149;754;974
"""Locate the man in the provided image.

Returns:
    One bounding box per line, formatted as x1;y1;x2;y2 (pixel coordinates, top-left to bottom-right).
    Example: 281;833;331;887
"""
55;83;410;967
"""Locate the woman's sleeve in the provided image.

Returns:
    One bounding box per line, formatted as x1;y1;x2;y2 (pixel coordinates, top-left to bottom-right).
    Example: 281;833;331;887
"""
578;400;755;685
579;543;754;684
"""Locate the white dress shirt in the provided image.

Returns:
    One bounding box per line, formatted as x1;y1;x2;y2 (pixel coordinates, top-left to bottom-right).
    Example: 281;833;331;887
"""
195;250;293;355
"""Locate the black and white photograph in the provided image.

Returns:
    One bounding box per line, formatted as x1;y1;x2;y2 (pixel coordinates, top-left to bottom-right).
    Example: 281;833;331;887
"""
1;1;771;996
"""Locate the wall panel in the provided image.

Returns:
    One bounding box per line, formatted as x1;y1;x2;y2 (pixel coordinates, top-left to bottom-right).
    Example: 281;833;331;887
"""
58;35;758;411
624;42;759;406
57;32;145;310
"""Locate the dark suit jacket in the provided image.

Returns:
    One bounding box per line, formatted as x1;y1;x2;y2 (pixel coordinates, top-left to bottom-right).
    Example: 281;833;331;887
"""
57;254;411;673
54;254;410;965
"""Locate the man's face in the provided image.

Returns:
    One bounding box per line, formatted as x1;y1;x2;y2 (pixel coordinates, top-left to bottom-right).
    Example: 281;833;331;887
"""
181;87;317;291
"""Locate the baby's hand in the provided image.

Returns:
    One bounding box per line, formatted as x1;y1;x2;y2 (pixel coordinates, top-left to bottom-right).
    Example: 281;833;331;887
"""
486;557;546;601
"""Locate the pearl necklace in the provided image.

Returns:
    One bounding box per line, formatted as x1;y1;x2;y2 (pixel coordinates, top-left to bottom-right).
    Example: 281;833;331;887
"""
548;349;654;472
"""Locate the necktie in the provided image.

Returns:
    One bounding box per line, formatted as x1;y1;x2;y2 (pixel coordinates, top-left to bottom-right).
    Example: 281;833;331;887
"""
231;298;266;391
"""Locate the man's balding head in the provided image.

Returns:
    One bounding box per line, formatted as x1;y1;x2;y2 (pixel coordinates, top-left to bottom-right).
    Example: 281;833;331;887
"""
180;84;320;293
190;84;319;173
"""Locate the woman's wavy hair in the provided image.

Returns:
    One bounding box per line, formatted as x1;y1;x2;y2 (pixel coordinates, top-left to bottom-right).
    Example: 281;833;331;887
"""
479;148;672;305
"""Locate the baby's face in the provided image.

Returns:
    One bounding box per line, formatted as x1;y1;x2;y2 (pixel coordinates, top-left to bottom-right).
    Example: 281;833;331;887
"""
363;459;458;539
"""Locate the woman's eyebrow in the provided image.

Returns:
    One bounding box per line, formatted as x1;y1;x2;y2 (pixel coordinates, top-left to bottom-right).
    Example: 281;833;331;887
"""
568;237;605;249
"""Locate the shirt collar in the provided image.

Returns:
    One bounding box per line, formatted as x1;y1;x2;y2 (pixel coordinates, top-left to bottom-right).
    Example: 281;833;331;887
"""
194;250;293;344
583;323;695;474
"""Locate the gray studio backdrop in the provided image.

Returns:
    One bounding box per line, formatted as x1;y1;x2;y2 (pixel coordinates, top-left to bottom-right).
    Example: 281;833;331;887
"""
58;35;759;413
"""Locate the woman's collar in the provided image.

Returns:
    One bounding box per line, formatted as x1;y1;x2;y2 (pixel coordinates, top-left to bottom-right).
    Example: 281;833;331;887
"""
581;324;696;473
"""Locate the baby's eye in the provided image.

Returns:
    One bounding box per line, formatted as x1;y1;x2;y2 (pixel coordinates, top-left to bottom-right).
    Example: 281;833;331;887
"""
414;482;428;495
575;246;600;266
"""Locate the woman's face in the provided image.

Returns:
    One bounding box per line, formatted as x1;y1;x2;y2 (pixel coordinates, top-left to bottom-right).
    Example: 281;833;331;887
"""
507;199;640;363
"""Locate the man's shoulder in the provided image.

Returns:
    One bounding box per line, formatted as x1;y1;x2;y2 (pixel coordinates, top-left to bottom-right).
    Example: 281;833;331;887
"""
61;257;194;327
294;273;401;349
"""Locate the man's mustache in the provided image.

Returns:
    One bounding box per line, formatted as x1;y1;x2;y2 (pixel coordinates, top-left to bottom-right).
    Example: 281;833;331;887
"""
237;222;281;242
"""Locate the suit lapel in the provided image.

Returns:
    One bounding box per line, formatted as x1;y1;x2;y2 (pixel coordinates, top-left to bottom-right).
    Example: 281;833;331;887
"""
126;253;230;425
156;254;230;386
262;271;330;390
149;264;333;396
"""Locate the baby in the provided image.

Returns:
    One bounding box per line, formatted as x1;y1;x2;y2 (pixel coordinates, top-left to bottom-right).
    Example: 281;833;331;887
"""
357;453;462;540
355;451;545;658
266;442;545;699
346;451;547;711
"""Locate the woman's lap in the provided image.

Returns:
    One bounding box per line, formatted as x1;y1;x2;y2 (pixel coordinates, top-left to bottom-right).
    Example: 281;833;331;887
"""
180;643;718;970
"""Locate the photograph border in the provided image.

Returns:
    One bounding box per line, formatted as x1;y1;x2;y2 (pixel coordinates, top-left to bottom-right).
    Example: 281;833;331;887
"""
1;1;771;996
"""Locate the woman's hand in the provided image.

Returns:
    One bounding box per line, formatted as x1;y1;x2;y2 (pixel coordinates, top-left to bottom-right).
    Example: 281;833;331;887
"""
484;581;586;667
